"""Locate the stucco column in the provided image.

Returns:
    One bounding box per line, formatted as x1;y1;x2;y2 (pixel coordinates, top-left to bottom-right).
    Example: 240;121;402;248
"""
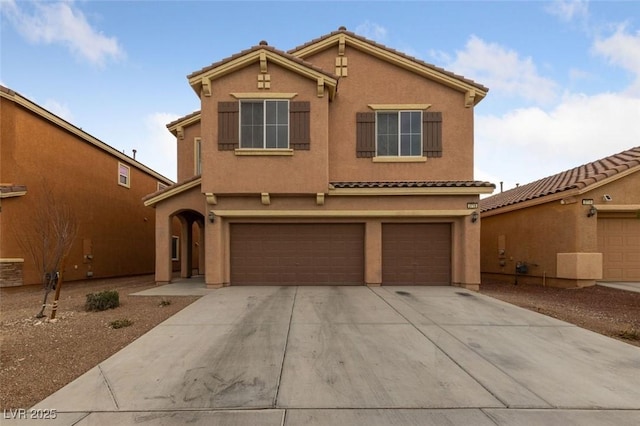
180;218;192;278
198;220;205;275
365;220;382;286
205;212;224;288
155;211;172;284
462;214;481;291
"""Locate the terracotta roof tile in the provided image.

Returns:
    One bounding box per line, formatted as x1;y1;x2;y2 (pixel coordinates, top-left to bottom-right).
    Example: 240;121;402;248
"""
288;28;488;93
331;181;495;189
166;110;201;129
187;44;339;81
480;146;640;212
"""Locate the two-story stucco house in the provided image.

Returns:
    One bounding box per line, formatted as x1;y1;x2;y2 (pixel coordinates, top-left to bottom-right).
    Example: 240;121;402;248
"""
144;27;493;289
1;85;173;287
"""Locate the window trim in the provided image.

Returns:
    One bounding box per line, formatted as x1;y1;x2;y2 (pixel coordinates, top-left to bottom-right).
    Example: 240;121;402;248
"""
118;162;131;188
157;182;168;191
239;99;290;150
375;110;423;157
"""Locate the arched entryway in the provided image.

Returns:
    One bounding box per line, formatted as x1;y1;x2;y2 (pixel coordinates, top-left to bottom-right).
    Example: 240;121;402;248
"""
171;209;205;280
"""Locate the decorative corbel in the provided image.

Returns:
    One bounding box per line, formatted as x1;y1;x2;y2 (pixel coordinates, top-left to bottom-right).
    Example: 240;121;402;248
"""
261;192;270;205
465;89;476;108
316;193;325;206
317;77;325;98
260;52;268;74
201;78;211;97
205;193;217;205
176;126;184;140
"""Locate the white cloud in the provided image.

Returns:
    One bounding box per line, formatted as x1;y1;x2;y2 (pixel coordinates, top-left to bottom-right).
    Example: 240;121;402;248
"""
475;92;640;190
1;0;124;67
137;113;179;181
593;24;640;95
355;20;388;42
545;0;589;23
43;99;74;122
434;35;558;105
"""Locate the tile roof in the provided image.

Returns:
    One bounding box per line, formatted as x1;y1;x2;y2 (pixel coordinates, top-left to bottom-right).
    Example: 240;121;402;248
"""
288;27;488;93
166;110;201;129
187;43;339;81
480;146;640;212
331;181;495;189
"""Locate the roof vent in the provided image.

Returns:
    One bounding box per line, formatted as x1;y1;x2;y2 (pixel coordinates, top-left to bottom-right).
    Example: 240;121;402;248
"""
259;40;268;46
338;26;347;31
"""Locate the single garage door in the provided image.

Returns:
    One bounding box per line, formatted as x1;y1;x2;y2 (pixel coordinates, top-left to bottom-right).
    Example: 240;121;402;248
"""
598;218;640;281
382;223;451;285
230;223;364;285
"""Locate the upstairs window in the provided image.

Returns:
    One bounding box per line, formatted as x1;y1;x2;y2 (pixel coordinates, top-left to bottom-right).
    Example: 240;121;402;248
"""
118;162;130;188
240;100;289;149
377;111;422;156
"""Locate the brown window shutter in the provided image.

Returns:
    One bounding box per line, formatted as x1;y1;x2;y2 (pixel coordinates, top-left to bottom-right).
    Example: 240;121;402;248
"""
218;102;239;150
290;101;310;150
423;111;442;158
356;112;376;158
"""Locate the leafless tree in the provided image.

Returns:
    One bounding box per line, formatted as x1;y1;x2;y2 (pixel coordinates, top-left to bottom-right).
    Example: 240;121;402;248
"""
16;182;78;318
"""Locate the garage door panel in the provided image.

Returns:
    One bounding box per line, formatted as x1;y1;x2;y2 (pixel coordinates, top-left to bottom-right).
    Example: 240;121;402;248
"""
382;223;451;286
598;218;640;281
231;224;364;285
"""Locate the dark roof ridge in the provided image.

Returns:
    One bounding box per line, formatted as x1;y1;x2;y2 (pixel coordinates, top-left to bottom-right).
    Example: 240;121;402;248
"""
187;43;339;81
288;27;488;92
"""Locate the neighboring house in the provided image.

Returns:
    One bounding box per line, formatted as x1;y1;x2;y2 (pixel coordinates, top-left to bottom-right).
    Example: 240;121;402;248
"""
0;85;173;287
144;27;494;289
480;147;640;288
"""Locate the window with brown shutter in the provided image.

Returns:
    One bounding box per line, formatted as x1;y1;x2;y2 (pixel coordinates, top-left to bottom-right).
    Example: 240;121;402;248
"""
356;112;376;158
218;102;239;150
423;111;442;158
290;101;310;150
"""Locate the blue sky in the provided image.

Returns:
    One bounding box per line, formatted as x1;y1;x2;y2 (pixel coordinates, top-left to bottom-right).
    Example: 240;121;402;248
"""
2;0;639;191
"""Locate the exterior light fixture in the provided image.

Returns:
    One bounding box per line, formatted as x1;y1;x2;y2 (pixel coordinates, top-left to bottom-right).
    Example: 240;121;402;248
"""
587;206;597;218
471;211;479;223
208;211;215;223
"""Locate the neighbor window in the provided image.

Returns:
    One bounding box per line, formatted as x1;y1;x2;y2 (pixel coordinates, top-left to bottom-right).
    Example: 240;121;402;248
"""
118;162;130;188
376;111;422;156
240;100;289;149
171;236;179;261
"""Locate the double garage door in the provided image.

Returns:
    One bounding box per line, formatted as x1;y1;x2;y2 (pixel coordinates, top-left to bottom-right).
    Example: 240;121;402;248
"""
230;223;451;285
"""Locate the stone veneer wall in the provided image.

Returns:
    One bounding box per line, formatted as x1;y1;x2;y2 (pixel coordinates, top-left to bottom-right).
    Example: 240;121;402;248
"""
0;259;24;287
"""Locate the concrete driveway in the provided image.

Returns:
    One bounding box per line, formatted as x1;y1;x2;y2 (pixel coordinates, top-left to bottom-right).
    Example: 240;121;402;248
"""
28;286;640;425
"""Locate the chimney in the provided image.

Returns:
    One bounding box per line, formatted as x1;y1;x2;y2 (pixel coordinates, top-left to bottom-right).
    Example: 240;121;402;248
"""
500;181;503;193
132;149;137;160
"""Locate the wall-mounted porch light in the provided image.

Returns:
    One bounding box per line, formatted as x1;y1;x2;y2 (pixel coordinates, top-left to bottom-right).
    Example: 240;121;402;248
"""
208;211;215;223
471;211;479;223
587;206;597;218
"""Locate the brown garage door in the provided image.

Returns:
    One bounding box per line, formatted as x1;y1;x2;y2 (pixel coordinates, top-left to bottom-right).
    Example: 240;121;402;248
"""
230;224;364;285
382;223;451;285
598;218;640;281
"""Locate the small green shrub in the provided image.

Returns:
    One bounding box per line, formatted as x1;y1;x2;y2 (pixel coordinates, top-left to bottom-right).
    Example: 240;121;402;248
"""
618;328;639;341
158;298;172;307
109;318;133;329
85;290;120;311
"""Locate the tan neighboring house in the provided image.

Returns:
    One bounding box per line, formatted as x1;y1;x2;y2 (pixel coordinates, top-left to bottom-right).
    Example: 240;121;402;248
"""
0;85;173;287
480;147;640;288
144;27;494;289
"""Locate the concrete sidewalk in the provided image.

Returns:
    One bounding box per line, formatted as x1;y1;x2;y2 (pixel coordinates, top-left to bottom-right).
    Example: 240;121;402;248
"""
597;281;640;294
23;286;640;425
